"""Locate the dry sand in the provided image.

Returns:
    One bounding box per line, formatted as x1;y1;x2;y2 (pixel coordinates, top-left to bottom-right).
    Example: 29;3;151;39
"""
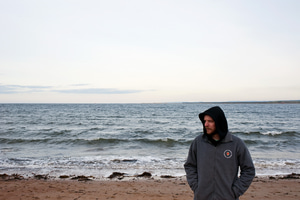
0;174;299;200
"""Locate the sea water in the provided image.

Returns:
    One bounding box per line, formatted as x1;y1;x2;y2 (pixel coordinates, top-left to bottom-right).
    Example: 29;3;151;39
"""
0;103;299;178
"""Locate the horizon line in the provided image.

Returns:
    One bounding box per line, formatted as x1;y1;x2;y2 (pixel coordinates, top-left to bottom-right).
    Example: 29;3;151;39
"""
0;100;299;104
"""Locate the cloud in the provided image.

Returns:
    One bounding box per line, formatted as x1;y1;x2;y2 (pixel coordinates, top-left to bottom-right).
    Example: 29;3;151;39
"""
0;84;143;95
0;85;16;94
0;84;52;94
54;88;143;94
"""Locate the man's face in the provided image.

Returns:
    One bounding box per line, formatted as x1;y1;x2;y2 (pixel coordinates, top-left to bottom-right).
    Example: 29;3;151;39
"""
204;115;216;135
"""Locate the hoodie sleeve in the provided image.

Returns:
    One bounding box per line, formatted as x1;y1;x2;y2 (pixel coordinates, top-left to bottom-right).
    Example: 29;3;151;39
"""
232;139;255;198
184;138;199;192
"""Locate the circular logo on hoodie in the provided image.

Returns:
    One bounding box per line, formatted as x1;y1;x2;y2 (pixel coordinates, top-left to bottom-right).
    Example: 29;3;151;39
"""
224;150;232;158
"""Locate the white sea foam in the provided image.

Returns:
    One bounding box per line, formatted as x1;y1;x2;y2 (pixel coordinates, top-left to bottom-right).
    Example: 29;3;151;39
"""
0;103;299;178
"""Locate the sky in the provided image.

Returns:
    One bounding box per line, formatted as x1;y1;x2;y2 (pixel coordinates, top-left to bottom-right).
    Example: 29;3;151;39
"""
0;0;299;103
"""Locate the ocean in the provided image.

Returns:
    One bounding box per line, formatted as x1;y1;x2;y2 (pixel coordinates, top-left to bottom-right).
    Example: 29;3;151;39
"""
0;103;299;179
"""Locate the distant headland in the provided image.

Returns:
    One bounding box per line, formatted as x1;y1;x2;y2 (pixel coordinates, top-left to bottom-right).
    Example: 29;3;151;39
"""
182;100;300;104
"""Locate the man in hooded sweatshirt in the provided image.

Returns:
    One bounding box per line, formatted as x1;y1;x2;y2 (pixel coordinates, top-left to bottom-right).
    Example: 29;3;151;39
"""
184;106;255;200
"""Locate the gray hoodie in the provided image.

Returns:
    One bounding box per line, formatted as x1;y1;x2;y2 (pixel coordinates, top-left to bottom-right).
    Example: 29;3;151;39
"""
184;107;255;200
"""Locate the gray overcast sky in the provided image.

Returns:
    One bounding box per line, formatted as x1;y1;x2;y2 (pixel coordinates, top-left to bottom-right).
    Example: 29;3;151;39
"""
0;0;299;103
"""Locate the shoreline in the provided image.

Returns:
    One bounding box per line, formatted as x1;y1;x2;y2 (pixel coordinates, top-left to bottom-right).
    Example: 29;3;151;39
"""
1;173;299;200
1;172;299;181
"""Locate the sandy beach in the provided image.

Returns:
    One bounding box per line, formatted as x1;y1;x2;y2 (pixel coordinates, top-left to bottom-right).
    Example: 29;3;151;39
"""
0;174;299;200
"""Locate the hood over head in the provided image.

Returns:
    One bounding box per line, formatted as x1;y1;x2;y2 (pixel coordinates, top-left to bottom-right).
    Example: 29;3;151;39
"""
199;106;228;141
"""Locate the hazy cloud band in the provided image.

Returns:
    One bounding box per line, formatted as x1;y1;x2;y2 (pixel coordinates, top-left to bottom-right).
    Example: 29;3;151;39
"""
0;84;142;94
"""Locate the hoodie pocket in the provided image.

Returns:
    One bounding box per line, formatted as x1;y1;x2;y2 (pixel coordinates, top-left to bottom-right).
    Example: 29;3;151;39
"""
194;185;200;194
232;185;239;199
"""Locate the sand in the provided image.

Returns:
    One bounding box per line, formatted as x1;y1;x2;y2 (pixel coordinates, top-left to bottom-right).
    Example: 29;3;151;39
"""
0;174;299;200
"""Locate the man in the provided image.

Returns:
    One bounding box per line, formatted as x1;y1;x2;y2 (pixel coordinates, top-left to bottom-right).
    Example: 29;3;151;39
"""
184;106;255;200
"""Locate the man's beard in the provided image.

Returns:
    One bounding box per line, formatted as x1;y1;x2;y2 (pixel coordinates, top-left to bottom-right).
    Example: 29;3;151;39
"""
205;128;217;136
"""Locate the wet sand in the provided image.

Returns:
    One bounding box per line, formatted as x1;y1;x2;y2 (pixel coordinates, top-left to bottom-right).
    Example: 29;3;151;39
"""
0;174;299;200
